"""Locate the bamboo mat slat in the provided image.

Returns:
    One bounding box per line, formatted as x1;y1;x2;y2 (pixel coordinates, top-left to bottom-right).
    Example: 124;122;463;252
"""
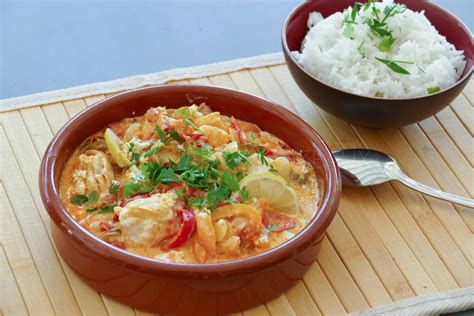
0;63;472;316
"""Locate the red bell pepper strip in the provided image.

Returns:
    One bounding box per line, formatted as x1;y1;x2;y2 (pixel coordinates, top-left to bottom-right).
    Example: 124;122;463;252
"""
167;209;196;249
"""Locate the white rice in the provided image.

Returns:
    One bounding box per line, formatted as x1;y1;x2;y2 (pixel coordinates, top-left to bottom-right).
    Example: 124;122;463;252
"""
291;0;466;98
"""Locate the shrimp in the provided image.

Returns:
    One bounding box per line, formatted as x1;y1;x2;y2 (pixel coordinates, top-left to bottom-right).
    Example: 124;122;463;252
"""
213;204;262;246
195;211;217;256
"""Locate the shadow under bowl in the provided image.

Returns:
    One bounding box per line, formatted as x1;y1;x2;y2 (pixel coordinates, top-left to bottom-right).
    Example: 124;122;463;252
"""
39;85;341;315
282;0;473;128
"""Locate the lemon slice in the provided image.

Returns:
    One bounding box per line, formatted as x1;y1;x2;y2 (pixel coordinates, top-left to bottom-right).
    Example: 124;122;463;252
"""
104;128;130;168
240;172;299;214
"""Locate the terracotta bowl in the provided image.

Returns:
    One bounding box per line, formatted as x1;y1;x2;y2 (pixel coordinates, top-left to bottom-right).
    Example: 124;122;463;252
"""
282;0;473;128
39;85;341;315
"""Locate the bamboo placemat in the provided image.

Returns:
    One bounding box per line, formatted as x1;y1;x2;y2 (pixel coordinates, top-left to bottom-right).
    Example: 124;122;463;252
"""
1;55;473;316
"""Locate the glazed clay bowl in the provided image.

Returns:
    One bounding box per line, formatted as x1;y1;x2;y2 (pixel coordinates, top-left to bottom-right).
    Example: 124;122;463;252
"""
282;0;473;128
39;85;341;315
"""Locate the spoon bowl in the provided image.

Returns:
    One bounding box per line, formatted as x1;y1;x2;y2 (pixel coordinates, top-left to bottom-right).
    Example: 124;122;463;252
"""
334;149;474;208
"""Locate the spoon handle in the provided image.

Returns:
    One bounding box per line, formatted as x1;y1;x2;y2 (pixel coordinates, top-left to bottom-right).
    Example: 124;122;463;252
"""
393;170;474;208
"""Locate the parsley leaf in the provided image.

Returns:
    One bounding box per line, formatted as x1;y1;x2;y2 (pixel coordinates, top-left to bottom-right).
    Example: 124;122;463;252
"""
168;130;183;143
86;191;99;205
175;154;194;173
189;144;217;165
343;21;355;39
126;142;141;165
358;40;366;58
224;150;250;169
377;35;396;52
375;57;411;75
240;187;249;202
72;191;99;208
157;168;179;184
109;181;120;194
351;2;360;21
221;169;240;192
367;19;391;38
180;167;209;188
183;117;202;132
206;186;231;211
99;204;117;214
122;182;144;198
155;126;167;143
258;146;269;166
144;143;160;158
427;86;441;94
139;162;162;185
71;194;89;206
362;0;372;11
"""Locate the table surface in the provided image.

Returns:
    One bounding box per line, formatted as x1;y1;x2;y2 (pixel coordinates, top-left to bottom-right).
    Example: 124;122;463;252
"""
1;57;473;315
1;0;473;99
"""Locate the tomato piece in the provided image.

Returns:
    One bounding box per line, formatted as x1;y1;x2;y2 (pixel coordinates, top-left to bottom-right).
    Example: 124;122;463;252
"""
167;209;196;249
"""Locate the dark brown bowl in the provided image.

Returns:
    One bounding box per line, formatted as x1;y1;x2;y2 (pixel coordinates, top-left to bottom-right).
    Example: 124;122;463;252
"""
282;0;473;128
39;85;341;315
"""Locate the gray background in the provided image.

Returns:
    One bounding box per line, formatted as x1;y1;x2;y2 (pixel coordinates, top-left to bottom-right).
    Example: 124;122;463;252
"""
1;0;472;99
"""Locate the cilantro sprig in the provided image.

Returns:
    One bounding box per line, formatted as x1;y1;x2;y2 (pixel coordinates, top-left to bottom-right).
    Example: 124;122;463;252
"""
342;1;417;75
71;191;99;207
375;57;413;75
224;150;250;169
427;86;441;94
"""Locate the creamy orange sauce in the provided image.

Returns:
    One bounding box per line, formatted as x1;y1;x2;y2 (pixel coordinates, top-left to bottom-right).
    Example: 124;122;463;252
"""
60;104;319;263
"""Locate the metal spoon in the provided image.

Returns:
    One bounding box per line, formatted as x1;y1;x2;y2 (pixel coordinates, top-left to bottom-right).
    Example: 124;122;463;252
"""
333;149;474;208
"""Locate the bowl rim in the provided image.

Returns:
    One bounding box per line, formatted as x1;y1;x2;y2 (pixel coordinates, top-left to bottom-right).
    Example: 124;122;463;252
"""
40;84;342;277
281;0;474;101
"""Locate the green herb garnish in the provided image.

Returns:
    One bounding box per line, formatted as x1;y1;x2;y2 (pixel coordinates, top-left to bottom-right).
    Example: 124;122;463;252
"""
427;86;441;94
168;130;183;143
258;146;269;166
71;191;99;208
375;57;412;75
224;150;250;169
221;169;240;192
109;181;120;194
144;143;161;158
157;168;179;184
377;35;396;52
358;40;366;58
71;194;89;206
99;204;117;214
181;167;210;188
183;117;202;132
240;187;249;202
175;154;194;173
155;126;167;143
